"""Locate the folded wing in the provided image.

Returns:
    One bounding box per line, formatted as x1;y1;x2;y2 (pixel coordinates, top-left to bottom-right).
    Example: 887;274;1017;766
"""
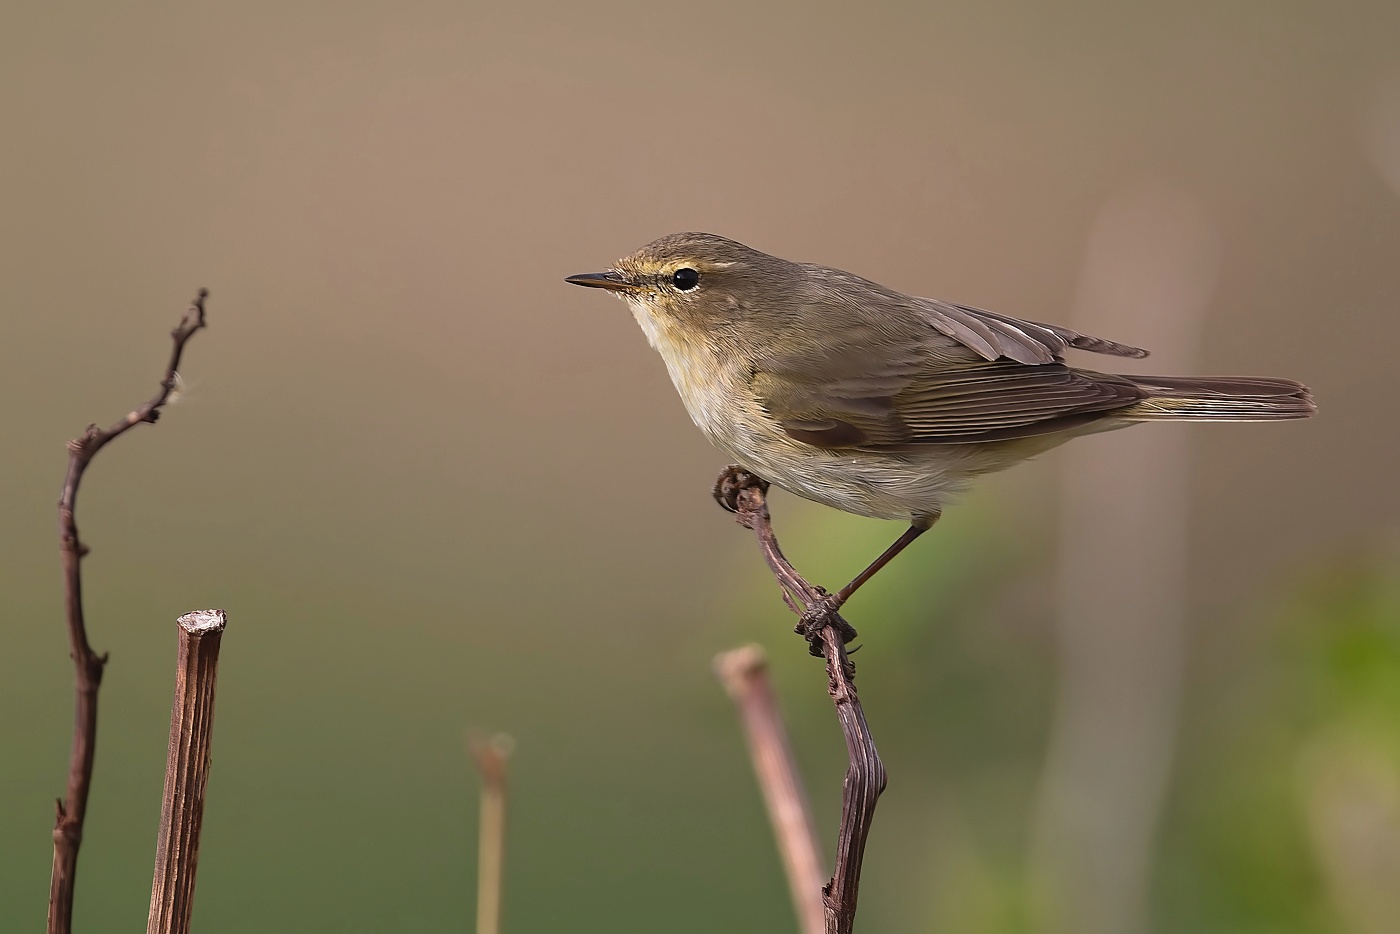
760;362;1147;449
915;299;1150;365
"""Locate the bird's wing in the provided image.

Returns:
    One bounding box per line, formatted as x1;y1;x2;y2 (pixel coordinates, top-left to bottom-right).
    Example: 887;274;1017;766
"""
914;298;1150;365
751;285;1151;449
755;361;1146;449
885;362;1145;442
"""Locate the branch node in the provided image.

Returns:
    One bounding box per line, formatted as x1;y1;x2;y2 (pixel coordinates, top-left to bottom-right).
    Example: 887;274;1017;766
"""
67;426;101;457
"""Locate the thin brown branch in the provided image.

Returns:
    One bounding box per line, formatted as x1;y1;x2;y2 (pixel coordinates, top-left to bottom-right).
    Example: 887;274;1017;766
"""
50;290;209;934
715;645;825;934
148;609;228;934
469;733;514;934
714;466;888;934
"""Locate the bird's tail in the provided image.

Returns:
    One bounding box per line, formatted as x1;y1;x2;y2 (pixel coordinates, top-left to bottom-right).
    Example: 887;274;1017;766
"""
1119;375;1316;421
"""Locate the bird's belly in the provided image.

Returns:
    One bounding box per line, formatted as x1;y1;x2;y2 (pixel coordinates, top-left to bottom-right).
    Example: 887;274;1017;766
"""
666;361;966;523
702;417;961;523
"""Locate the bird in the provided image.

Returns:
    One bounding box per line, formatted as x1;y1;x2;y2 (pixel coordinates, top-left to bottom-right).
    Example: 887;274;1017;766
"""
567;232;1315;610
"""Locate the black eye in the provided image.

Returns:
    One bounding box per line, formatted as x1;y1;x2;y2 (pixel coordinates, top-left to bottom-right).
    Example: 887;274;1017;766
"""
672;267;700;291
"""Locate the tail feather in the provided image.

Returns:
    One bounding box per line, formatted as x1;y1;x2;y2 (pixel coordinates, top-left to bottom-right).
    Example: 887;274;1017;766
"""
1120;375;1316;421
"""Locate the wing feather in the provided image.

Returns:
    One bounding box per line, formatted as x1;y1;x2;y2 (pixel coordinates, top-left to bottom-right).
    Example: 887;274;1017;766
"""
892;365;1143;438
758;361;1145;449
916;299;1150;364
750;277;1152;449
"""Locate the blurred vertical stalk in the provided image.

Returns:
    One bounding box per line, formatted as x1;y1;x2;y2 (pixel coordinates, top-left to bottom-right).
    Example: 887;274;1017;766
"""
715;645;826;934
1031;184;1221;934
470;734;513;934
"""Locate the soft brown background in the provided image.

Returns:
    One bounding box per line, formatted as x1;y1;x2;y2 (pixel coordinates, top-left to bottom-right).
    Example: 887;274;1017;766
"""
2;1;1397;931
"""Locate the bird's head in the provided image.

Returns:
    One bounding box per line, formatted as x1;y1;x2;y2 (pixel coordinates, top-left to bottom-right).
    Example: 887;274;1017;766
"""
567;232;801;354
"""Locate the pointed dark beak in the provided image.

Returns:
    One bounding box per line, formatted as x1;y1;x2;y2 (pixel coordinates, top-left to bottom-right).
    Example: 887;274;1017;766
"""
565;270;639;293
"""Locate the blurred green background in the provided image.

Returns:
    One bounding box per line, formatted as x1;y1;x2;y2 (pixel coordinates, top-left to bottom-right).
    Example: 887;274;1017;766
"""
3;1;1398;931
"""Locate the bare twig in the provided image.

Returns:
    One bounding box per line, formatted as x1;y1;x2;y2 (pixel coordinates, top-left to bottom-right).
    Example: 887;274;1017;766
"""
714;467;888;934
148;609;228;934
715;645;825;934
50;290;208;934
469;733;514;934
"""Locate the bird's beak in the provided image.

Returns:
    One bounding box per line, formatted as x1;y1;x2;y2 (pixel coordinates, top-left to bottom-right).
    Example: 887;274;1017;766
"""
565;270;640;293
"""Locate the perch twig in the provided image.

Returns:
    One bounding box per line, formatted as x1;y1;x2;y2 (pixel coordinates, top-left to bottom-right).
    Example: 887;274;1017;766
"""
50;290;208;934
714;467;887;934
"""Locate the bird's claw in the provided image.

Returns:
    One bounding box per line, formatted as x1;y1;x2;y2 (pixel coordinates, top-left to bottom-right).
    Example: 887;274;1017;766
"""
795;591;858;655
712;465;768;514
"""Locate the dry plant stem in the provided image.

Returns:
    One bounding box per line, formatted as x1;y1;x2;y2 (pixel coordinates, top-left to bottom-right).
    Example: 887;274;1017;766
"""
469;734;513;934
715;646;825;934
715;467;888;934
148;610;227;934
50;290;208;934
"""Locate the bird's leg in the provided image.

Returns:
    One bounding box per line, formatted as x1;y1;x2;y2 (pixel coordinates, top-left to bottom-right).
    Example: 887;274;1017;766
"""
834;519;934;606
795;515;937;638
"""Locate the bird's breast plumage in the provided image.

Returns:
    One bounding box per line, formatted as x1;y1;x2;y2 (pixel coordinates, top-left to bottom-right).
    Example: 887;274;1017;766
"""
628;296;972;523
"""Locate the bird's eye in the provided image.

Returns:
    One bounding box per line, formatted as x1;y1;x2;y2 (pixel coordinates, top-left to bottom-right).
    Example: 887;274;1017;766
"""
671;267;700;291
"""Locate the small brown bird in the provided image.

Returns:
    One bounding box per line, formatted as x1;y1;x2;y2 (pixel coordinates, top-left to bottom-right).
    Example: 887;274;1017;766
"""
568;232;1315;608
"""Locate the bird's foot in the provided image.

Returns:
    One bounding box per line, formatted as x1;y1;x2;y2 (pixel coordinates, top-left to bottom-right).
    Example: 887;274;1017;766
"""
712;465;768;514
795;590;858;655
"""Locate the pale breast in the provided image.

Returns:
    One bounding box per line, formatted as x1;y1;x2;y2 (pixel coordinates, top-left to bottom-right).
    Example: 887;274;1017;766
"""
631;302;739;443
629;298;964;523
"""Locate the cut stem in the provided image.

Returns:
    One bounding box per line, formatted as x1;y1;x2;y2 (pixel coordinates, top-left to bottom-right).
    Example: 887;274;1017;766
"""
147;609;228;934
